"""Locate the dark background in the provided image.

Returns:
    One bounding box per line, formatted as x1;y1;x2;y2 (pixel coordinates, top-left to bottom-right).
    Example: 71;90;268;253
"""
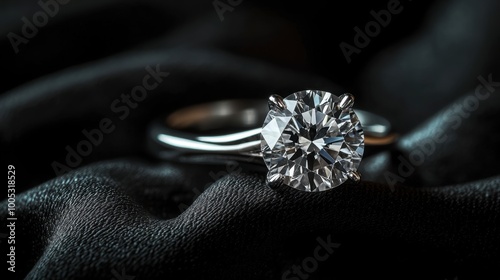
1;0;500;279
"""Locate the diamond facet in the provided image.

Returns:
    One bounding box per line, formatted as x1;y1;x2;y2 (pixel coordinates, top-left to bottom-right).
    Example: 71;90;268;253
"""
260;90;364;191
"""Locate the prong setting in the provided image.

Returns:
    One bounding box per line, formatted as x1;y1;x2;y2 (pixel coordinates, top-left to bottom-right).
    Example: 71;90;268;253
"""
338;93;355;110
266;171;284;190
268;94;286;111
347;170;361;183
261;90;364;192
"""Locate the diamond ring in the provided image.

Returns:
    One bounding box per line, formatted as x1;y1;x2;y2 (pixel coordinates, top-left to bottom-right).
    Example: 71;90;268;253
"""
149;90;395;192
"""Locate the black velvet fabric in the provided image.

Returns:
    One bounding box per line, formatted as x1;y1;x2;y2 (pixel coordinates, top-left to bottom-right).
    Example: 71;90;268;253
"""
1;0;500;279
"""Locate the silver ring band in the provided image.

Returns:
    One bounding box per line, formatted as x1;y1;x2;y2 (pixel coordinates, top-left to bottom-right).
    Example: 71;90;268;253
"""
149;99;396;158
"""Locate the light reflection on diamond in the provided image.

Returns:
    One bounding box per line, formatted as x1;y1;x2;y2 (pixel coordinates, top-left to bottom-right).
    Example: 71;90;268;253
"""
260;90;364;192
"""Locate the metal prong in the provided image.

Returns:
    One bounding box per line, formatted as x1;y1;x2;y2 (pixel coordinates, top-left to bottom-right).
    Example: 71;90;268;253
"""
266;172;284;190
347;170;361;183
268;94;286;111
338;93;355;110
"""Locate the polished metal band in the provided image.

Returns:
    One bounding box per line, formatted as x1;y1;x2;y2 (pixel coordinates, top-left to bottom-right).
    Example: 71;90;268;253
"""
149;99;396;158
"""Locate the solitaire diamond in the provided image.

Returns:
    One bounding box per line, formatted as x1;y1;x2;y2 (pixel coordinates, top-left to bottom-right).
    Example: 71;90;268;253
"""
260;90;364;191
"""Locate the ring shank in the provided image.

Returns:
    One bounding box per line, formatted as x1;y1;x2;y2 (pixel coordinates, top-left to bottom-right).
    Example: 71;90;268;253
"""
150;99;396;157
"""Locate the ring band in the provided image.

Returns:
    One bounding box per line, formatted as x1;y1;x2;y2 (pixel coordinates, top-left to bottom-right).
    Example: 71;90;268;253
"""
151;100;395;155
149;90;396;191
